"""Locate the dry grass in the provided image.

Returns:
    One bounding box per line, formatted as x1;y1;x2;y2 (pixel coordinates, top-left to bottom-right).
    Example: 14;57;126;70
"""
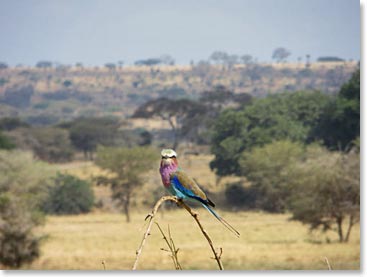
26;156;359;270
26;209;359;270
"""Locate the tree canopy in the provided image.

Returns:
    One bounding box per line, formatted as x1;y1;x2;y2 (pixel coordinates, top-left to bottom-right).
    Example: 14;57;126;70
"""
272;47;291;63
28;127;74;163
132;97;207;149
239;140;305;212
67;117;120;159
95;146;158;222
311;69;360;150
288;146;359;242
210;91;330;176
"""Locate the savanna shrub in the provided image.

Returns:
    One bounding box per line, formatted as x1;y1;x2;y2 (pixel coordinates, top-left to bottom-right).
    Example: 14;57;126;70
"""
225;182;257;209
43;173;94;215
0;197;41;268
0;223;41;268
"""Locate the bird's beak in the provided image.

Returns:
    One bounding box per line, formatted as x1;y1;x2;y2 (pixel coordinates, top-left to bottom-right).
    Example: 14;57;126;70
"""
161;157;172;165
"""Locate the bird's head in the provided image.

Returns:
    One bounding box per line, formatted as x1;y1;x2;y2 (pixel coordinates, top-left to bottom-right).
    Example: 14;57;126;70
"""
160;149;178;167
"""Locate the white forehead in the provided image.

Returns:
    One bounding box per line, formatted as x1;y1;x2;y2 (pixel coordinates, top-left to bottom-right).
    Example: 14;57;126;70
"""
161;149;177;157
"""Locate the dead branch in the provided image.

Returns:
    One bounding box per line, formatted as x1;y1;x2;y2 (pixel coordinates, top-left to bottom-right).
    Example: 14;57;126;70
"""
324;256;332;270
156;223;182;270
132;195;224;270
132;196;172;270
176;198;224;270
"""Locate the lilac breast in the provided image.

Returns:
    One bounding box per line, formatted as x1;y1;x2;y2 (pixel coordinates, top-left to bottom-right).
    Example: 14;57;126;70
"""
160;163;177;188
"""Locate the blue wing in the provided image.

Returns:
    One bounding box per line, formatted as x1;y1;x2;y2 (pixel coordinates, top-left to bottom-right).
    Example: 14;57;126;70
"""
170;170;240;238
170;170;214;207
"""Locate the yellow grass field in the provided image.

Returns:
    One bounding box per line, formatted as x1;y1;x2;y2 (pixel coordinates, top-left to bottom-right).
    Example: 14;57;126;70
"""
28;209;359;270
21;154;359;270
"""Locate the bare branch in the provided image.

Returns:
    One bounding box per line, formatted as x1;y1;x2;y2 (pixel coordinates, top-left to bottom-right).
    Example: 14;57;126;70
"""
156;223;182;270
132;196;172;270
176;199;224;270
324;256;332;270
132;196;224;270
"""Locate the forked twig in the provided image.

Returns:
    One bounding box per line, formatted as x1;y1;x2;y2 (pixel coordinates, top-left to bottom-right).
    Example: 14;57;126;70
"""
132;196;224;270
156;223;182;270
132;196;172;270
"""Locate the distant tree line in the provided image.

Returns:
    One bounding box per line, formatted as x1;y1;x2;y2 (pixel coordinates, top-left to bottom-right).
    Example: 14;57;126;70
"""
0;116;153;162
317;56;345;62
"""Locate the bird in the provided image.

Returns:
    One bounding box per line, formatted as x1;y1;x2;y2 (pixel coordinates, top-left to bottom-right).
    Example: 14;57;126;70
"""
159;148;240;237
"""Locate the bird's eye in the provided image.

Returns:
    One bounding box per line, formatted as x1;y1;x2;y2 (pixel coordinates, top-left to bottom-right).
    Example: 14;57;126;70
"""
162;155;176;159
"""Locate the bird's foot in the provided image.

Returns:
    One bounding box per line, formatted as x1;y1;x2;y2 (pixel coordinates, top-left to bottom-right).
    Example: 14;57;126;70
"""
144;213;153;221
176;198;184;207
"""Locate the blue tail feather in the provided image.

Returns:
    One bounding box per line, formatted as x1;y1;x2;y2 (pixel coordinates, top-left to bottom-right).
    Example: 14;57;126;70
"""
201;204;240;238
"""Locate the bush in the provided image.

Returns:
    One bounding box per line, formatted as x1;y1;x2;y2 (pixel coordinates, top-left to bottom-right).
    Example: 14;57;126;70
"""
0;117;29;131
0;226;41;268
239;140;305;213
28;127;74;163
0;197;41;268
2;86;34;108
0;132;15;150
0;151;55;268
225;182;257;209
43;174;94;215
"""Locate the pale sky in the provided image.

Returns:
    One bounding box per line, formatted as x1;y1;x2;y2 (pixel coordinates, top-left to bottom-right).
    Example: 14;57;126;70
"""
0;0;360;66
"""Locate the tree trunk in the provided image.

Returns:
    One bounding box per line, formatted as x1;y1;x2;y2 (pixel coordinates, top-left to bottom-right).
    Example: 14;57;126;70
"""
336;217;344;243
172;135;179;151
124;194;131;223
344;215;354;242
167;117;179;150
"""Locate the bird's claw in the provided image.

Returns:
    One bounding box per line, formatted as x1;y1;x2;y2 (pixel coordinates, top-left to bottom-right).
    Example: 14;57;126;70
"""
175;198;184;207
144;213;153;221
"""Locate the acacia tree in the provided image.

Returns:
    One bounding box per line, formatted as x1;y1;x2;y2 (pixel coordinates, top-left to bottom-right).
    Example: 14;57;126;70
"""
272;47;291;63
95;146;157;222
240;54;253;64
28;127;74;163
182;87;252;145
288;146;360;242
132;98;206;149
238;140;360;242
68;117;120;160
209;51;229;65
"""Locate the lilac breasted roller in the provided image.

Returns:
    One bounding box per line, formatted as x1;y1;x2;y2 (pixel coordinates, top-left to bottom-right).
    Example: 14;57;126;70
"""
159;149;240;237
